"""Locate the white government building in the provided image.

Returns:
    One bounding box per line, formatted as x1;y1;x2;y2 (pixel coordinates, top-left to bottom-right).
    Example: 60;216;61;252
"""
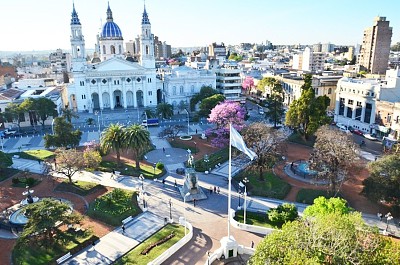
65;3;215;113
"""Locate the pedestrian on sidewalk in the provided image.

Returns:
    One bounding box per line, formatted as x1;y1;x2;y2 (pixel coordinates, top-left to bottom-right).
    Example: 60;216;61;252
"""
209;186;213;194
217;187;220;194
193;198;196;207
251;241;254;248
163;147;165;153
196;129;198;134
214;186;216;193
122;225;125;234
162;179;166;187
378;212;382;221
111;169;115;179
174;179;177;188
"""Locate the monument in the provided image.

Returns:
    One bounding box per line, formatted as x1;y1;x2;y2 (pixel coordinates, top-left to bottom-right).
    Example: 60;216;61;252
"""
179;150;208;201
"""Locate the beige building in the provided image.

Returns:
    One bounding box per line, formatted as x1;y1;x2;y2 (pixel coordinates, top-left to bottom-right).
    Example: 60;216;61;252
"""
358;17;392;74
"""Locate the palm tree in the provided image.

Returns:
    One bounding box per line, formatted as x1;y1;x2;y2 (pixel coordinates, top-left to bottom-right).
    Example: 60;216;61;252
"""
100;123;125;166
61;107;79;123
156;103;174;119
124;124;152;169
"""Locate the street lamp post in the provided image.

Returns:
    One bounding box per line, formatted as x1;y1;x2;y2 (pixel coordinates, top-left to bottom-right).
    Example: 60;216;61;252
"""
184;109;189;136
51;118;55;135
203;154;209;172
143;111;148;131
184;192;190;235
239;177;249;224
169;198;172;222
95;111;100;133
139;174;144;190
194;142;197;154
237;192;242;210
153;163;156;175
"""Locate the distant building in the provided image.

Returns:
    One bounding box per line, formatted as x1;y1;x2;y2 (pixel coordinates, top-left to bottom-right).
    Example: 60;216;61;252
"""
358;16;392;74
208;43;227;63
49;49;71;73
292;47;325;72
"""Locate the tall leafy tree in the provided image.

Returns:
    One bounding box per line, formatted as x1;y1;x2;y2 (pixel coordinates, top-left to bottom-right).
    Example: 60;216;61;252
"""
22;98;57;128
362;154;400;208
285;74;330;139
4;102;26;130
243;122;286;180
207;100;246;147
303;197;352;218
263;78;285;128
156;103;174;119
124;124;152;169
144;107;156;118
242;76;254;92
18;198;82;247
61;107;79;123
190;86;218;111
0;151;12;172
309;125;359;196
44;117;82;148
100;123;125;166
54;148;85;183
198;94;225;117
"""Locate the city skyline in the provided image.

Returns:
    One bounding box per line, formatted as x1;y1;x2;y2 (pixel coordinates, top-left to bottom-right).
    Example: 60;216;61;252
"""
1;0;400;52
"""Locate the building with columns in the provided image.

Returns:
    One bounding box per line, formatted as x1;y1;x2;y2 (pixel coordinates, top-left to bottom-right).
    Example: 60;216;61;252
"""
66;3;163;113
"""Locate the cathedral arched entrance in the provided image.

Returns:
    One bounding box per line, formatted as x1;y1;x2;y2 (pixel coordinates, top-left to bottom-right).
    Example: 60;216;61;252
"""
102;92;110;109
126;91;134;107
70;94;78;112
91;93;100;110
113;90;123;108
136;90;144;107
157;89;163;104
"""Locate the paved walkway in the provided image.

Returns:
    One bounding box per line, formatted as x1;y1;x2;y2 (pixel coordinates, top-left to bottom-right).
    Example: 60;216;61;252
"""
65;212;164;265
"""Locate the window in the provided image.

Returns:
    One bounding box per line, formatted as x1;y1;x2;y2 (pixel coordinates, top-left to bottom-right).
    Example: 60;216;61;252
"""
126;78;131;83
119;45;122;54
81;95;86;99
180;86;184;94
91;79;96;85
348;99;353;105
80;81;85;86
146;45;149;55
387;114;391;123
149;91;152;96
103;45;106;54
111;45;116;54
191;85;194;93
173;86;176;95
102;79;107;84
328;88;332;94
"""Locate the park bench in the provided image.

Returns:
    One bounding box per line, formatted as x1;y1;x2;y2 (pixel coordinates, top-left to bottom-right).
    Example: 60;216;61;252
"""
122;216;133;225
56;252;72;264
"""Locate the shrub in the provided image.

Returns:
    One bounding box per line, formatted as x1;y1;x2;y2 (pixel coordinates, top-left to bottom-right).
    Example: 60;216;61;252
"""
25;177;35;187
267;203;298;226
12;177;20;184
156;162;164;170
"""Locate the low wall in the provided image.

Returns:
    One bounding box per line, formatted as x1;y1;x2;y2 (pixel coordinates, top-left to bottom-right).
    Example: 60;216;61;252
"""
229;209;275;235
148;217;193;265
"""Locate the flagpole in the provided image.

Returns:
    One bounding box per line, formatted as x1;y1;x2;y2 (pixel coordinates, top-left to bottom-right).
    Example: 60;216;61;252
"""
228;123;232;238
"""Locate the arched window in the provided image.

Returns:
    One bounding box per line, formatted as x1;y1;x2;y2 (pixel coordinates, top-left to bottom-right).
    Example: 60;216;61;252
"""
328;88;332;94
146;45;149;55
119;45;122;54
191;85;195;93
180;86;184;94
172;86;176;95
111;45;116;54
102;45;106;54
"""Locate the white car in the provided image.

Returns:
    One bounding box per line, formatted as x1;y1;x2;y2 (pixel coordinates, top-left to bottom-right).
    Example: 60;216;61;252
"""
364;134;378;141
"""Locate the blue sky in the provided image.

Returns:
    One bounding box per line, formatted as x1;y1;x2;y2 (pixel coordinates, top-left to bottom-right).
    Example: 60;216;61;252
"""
1;0;400;51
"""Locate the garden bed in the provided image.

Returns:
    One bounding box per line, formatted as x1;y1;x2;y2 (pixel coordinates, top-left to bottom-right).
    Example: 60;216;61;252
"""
55;180;106;196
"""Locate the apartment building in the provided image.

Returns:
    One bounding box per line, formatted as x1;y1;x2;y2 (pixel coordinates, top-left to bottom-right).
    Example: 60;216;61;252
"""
358;16;392;74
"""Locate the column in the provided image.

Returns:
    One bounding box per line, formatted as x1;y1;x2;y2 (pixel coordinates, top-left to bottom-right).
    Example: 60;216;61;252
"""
122;78;127;109
97;79;103;109
109;78;114;110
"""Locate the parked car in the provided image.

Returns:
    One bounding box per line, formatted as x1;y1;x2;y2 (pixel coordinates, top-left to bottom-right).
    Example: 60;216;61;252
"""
176;168;185;175
364;134;378;141
352;129;364;136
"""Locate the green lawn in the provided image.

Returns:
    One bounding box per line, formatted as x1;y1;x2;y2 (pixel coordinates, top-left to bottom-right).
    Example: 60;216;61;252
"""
115;224;185;265
12;179;41;188
87;189;142;226
11;149;54;161
236;171;291;199
98;160;163;179
287;132;315;147
13;231;95;265
0;168;19;182
195;147;229;172
169;139;197;153
55;180;105;196
296;189;340;205
234;210;278;229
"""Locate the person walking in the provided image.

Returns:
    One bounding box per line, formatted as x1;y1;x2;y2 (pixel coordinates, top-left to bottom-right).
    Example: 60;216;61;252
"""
251;241;254;248
217;187;220;194
122;225;126;234
162;179;166;187
193;198;196;207
163;147;165;153
214;186;217;193
174;179;177;188
209;186;213;194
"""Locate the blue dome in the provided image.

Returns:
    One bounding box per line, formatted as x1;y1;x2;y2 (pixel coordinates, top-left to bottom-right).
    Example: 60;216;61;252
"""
101;21;123;39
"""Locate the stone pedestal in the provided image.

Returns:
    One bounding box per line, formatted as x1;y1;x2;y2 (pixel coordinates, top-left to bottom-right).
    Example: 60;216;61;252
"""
179;167;207;201
220;236;239;259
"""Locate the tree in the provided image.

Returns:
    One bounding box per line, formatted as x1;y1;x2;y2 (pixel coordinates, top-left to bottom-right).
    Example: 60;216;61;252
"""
285;74;330;139
391;42;400;52
177;100;188;113
100;123;125;166
156;103;174;119
54;148;85;183
158;124;185;139
22;98;57;128
83;148;102;169
144;107;156;118
263;78;285;128
61;107;79;123
0;151;12;172
362;154;400;208
309;125;358;196
250;211;400;265
242;123;286;180
124;124;152;169
228;52;243;61
267;203;298;227
207;100;246;147
44;117;82;148
18;198;82;247
242;76;254;92
303;197;352;218
4;102;25;130
198;94;225;117
190;86;218;111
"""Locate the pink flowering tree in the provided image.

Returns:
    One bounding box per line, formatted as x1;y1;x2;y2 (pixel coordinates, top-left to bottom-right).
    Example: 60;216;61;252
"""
207;100;246;147
242;76;254;93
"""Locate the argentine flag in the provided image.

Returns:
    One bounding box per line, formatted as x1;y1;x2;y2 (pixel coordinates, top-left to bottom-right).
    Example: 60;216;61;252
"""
230;125;257;160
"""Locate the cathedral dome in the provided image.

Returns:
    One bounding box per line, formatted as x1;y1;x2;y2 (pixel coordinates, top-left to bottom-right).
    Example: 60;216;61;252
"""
100;3;123;40
101;22;123;39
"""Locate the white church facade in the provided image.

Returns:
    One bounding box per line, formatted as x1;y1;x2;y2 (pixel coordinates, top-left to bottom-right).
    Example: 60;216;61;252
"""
65;3;215;113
